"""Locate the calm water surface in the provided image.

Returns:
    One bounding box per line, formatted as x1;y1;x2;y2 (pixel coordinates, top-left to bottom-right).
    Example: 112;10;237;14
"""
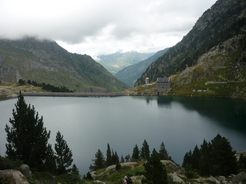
0;96;246;175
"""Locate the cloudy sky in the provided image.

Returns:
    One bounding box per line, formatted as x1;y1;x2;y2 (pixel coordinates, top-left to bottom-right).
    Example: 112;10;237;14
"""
0;0;217;58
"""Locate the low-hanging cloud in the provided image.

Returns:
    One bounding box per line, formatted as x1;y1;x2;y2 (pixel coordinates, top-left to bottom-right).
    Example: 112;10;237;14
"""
0;0;217;56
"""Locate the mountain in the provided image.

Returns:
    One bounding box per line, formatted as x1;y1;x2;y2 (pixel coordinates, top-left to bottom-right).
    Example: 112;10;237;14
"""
0;37;128;92
97;51;154;75
115;48;169;87
135;0;246;97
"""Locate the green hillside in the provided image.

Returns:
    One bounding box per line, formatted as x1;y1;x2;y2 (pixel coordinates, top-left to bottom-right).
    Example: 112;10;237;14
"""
135;0;246;98
115;48;168;87
97;51;153;75
0;37;128;92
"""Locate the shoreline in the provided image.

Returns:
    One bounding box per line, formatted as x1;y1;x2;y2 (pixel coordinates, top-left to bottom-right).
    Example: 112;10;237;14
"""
22;92;126;97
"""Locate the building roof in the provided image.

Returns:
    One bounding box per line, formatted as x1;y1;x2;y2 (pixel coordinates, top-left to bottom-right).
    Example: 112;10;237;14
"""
156;77;171;82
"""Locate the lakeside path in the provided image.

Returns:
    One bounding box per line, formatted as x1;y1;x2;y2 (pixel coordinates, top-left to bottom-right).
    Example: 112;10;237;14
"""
23;92;126;97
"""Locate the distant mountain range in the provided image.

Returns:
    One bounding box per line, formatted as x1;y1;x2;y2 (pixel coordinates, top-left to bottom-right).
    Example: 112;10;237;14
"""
115;48;169;87
0;37;128;92
97;51;154;75
134;0;246;98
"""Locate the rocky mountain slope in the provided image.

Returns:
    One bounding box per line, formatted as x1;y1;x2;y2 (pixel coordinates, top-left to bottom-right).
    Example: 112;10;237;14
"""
0;37;128;92
135;0;246;98
115;48;168;87
97;51;153;75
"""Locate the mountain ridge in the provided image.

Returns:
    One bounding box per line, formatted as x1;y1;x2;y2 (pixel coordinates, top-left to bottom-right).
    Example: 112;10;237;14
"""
115;48;169;87
0;37;128;92
134;0;246;98
97;51;154;75
135;0;246;86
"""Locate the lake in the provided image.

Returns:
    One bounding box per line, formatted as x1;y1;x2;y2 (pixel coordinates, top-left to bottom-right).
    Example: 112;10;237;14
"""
0;96;246;175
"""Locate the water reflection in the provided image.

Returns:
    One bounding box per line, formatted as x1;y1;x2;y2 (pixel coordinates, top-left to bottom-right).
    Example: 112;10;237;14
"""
157;96;173;108
157;96;246;133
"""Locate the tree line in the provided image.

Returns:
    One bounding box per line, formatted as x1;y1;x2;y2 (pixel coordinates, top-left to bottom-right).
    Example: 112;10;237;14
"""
4;92;77;176
89;140;170;184
89;134;246;181
89;140;171;172
182;134;246;177
18;79;73;92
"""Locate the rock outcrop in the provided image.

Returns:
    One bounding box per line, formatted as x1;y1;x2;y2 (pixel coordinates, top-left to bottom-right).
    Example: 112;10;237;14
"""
19;164;32;179
0;170;29;184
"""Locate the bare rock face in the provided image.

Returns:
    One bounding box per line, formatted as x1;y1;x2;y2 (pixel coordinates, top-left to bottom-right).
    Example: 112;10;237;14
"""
0;169;29;184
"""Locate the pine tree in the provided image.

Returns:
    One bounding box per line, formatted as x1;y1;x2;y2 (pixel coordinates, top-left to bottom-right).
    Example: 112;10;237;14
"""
132;144;140;160
125;154;130;162
90;149;105;171
121;155;125;163
111;150;119;165
210;134;237;176
71;164;79;175
192;145;200;170
44;144;57;174
140;140;150;159
144;149;168;184
159;142;170;160
55;131;73;175
182;134;238;177
182;150;192;168
115;159;121;170
106;143;112;166
5;91;51;170
199;140;212;176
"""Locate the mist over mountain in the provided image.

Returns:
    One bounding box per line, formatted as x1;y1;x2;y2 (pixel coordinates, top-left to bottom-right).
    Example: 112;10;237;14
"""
0;37;128;92
115;48;169;87
134;0;246;98
97;51;154;75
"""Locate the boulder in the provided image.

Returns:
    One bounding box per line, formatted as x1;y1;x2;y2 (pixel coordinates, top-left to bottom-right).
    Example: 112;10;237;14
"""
232;172;246;184
0;169;29;184
161;160;181;171
170;173;184;183
19;164;32;179
91;180;106;184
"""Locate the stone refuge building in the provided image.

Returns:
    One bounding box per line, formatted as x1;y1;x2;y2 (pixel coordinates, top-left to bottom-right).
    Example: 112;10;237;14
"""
156;77;172;92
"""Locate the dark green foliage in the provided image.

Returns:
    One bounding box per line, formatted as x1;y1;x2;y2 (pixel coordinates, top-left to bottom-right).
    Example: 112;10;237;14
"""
111;151;119;165
182;150;192;170
238;154;246;171
31;171;55;184
182;134;237;176
56;173;84;184
159;142;170;160
26;79;73;92
199;140;213;176
71;164;79;175
90;149;105;171
210;134;237;176
121;155;125;162
125;154;130;162
54;131;73;175
0;156;22;170
132;144;140;160
84;172;93;180
106;143;112;166
5;91;51;170
115;160;121;171
140;140;150;159
44;144;57;174
18;79;26;85
143;149;168;184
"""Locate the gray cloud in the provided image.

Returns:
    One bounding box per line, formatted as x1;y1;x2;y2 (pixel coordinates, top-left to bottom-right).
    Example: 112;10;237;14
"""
0;0;217;56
